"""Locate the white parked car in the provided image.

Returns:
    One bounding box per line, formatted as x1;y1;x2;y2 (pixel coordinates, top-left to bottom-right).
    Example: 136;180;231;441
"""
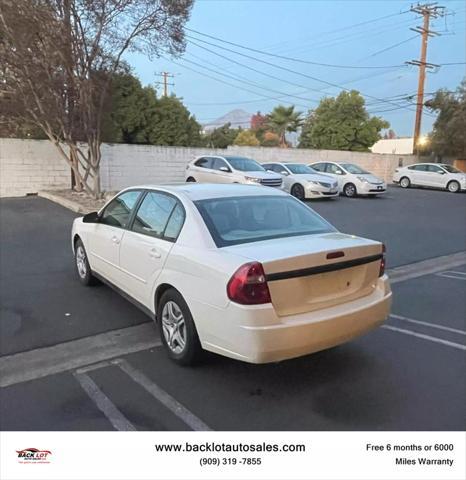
72;184;391;365
309;162;386;197
393;163;466;193
262;162;339;200
185;155;282;188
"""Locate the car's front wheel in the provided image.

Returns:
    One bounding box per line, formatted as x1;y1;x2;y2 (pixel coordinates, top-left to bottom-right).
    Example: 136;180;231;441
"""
291;183;305;200
400;176;411;188
343;183;357;197
74;239;98;286
157;289;203;365
447;180;460;193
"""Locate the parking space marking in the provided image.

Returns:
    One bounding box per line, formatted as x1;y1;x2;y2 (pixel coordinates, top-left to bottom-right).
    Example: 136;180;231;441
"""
115;359;212;431
382;325;466;351
390;314;466;336
0;323;162;388
436;271;466;281
73;371;136;431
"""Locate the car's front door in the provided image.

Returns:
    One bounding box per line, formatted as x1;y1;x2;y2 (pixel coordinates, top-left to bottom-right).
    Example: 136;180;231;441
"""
425;164;447;187
118;191;185;307
211;158;233;183
325;163;347;189
86;190;142;284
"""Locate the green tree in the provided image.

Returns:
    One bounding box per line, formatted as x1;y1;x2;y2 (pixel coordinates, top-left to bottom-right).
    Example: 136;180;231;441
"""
426;79;466;159
266;105;302;147
233;130;260;146
204;123;241;148
298;91;389;151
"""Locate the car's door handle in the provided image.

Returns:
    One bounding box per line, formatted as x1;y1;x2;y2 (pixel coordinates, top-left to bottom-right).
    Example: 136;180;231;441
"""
111;235;120;245
149;248;161;259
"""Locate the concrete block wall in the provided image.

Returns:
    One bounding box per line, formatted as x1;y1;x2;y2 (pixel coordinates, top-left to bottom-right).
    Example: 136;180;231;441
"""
0;138;418;198
0;139;70;197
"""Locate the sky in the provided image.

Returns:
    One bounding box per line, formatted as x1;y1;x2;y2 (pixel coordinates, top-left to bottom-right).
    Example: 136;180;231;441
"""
126;0;466;137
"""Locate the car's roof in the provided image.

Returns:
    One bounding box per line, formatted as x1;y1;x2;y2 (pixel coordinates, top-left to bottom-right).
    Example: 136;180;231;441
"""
124;183;288;201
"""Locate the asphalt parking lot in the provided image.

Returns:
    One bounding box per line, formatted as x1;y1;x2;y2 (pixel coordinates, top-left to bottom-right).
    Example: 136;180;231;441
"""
0;186;465;431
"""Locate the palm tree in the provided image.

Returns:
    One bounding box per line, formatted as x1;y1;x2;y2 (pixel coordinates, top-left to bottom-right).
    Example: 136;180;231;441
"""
266;105;302;147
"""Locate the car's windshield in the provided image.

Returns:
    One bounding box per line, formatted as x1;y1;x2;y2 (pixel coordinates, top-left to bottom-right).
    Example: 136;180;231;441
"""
195;195;336;247
340;163;370;175
285;164;316;174
441;164;462;174
225;156;265;172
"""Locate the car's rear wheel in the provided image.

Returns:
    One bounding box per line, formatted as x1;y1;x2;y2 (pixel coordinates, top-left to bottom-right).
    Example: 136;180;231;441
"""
400;177;410;188
157;289;202;365
74;239;98;286
291;183;305;200
343;183;357;197
186;177;196;182
447;180;460;193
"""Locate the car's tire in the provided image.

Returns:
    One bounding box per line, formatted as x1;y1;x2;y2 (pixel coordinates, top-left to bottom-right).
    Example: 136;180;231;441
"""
291;183;305;200
400;177;411;188
447;180;460;193
343;183;357;197
157;289;203;366
74;239;98;286
186;177;196;182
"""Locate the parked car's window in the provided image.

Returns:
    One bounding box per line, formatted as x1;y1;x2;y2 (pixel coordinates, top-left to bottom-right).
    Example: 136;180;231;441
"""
194;157;212;169
427;164;444;173
340;163;369;175
265;164;285;174
310;163;326;172
212;158;230;171
286;164;315;174
441;164;462;173
195;195;336;247
164;204;185;241
327;163;345;175
224;156;265;172
408;164;428;171
100;190;142;228
132;191;177;239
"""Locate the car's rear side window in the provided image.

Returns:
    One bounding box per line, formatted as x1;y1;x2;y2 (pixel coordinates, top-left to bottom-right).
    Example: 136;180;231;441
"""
195;195;335;247
100;190;142;228
194;157;212;168
132;192;177;239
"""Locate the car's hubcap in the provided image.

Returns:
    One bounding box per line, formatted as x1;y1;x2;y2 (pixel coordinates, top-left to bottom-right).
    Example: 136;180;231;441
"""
76;246;87;278
161;301;186;354
346;185;355;196
293;185;304;199
401;178;409;187
449;182;458;192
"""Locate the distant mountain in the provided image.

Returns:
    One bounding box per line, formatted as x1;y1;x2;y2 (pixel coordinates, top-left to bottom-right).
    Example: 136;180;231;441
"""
203;109;252;132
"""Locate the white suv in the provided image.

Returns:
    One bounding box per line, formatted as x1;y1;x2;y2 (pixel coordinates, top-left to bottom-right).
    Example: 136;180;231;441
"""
185;155;283;188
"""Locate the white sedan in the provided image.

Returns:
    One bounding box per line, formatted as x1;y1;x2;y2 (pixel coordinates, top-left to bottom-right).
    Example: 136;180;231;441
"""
310;161;386;197
262;162;339;199
72;184;391;365
393;163;466;193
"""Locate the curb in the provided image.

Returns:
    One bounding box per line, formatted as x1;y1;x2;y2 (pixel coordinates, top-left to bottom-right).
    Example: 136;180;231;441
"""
38;191;93;214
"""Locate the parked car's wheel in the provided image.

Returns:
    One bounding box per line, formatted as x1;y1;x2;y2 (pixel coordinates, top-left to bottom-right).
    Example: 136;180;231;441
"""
400;177;411;188
186;177;196;182
157;289;203;365
447;180;460;193
74;239;98;286
343;183;357;197
291;183;305;200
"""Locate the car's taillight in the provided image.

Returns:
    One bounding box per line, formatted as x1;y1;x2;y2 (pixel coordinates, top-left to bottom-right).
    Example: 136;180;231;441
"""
227;262;271;305
379;244;386;277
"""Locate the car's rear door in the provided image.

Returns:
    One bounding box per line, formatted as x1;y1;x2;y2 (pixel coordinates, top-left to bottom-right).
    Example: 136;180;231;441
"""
86;190;143;285
118;190;185;307
191;157;213;182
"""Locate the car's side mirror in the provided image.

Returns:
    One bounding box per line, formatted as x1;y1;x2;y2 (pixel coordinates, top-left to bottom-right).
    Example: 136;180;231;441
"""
438;171;445;174
280;170;289;176
335;170;344;175
82;211;100;223
219;166;231;173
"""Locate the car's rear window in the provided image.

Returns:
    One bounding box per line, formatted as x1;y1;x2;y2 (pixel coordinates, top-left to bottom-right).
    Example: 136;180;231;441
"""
195;195;336;247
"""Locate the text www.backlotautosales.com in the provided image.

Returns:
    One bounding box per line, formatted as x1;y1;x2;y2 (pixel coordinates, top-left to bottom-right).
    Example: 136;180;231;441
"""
154;442;306;453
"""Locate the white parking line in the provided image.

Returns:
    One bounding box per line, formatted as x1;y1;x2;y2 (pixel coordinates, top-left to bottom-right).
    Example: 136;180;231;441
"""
116;359;212;431
436;271;466;280
390;314;466;336
73;371;136;431
382;325;466;351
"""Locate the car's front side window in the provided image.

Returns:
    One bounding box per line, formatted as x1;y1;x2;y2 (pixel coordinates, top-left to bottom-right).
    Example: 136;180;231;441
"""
427;165;444;173
132;191;178;239
212;158;230;171
310;163;325;172
327;163;345;175
100;190;142;228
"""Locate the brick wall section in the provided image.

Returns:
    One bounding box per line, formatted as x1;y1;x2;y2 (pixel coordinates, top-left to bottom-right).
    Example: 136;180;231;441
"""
1;139;418;197
0;139;70;197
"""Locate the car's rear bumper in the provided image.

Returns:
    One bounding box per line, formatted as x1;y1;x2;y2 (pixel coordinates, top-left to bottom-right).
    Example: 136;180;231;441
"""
197;275;392;363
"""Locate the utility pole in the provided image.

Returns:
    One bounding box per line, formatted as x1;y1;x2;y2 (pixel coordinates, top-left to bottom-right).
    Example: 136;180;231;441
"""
407;3;444;153
155;72;175;97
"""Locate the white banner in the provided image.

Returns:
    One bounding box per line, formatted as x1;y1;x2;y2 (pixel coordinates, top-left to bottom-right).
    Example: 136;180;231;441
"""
1;431;464;480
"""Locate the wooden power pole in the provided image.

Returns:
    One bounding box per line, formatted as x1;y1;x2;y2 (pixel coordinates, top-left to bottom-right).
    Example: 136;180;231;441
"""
407;3;444;153
155;72;175;97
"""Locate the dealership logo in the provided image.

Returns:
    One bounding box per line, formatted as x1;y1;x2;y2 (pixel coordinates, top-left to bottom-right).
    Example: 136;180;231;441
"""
16;448;52;463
